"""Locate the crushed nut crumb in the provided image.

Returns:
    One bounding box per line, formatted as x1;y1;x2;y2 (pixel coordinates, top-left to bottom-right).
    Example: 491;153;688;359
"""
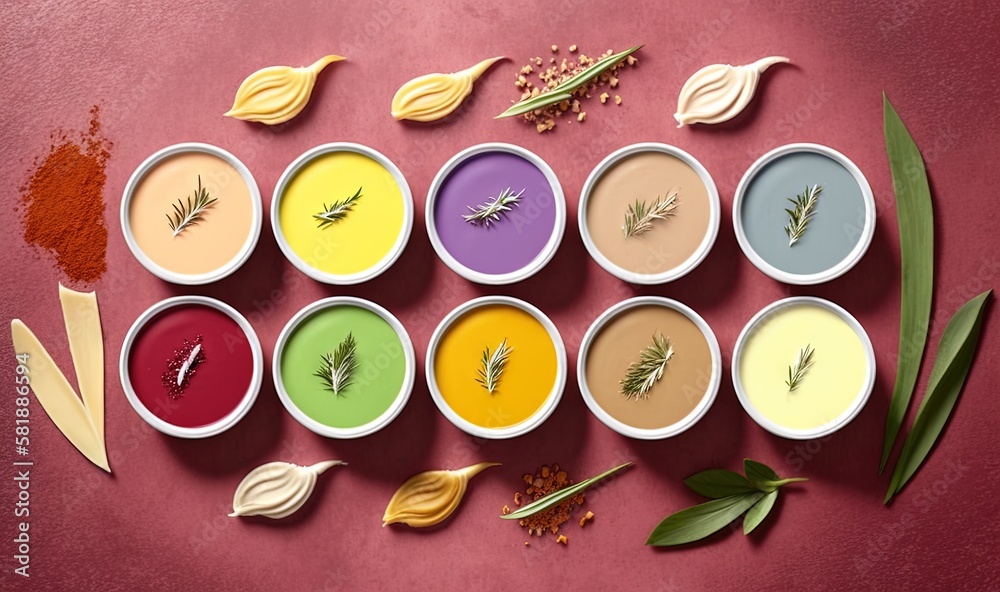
615;95;622;105
551;44;558;52
580;510;595;527
556;535;568;545
577;112;586;122
569;44;578;52
502;505;511;515
600;92;610;104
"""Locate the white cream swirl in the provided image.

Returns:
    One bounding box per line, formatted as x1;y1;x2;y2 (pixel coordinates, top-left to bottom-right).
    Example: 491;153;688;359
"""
674;56;789;127
230;460;344;519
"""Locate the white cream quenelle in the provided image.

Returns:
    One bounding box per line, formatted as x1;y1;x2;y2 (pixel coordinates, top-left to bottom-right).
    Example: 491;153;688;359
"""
674;57;789;127
230;460;344;519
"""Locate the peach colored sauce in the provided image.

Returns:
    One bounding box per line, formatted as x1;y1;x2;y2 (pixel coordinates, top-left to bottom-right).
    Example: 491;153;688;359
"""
129;152;253;275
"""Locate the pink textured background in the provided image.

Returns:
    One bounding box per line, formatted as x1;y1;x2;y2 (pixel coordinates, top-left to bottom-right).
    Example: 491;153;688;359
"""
2;1;998;590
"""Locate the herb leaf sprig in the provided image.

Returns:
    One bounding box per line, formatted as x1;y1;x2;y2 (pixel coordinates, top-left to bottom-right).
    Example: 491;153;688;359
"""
497;46;643;118
785;344;815;392
476;338;512;394
463;187;523;226
623;190;678;238
314;186;362;229
501;462;633;520
783;184;822;246
879;95;934;473
884;290;990;503
646;459;806;546
620;332;673;400
167;175;218;237
315;333;359;397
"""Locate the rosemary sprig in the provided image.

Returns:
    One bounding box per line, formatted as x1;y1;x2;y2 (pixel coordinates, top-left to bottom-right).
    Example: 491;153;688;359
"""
166;175;217;237
619;332;674;400
476;338;512;394
314;186;362;229
314;333;359;397
785;344;815;392
784;184;822;246
496;46;643;118
622;190;679;238
463;187;523;226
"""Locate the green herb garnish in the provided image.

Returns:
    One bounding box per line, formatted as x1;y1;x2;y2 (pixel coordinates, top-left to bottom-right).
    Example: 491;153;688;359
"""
463;187;523;226
885;290;990;503
496;46;643;119
783;184;822;246
646;459;807;546
314;186;362;229
785;344;815;392
619;332;673;400
314;333;358;396
501;462;632;520
880;95;934;473
622;190;678;238
166;175;217;237
476;338;512;394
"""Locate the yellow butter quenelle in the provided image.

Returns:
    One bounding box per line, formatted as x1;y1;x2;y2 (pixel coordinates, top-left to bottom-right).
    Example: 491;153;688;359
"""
435;304;558;428
225;55;344;125
674;56;788;127
279;151;405;276
739;304;868;431
391;56;504;122
383;462;500;527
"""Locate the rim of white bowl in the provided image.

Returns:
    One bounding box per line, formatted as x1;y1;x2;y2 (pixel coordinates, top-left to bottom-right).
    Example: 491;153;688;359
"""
577;296;722;439
120;142;263;285
119;296;264;439
271;143;414;285
425;143;566;285
731;296;877;439
273;297;416;438
426;295;567;439
732;143;877;285
578;142;721;285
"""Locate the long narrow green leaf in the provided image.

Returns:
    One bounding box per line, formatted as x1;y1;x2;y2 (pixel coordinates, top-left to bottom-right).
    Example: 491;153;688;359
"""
885;290;991;503
645;493;764;546
880;94;934;473
495;46;642;119
684;469;757;499
743;490;778;535
500;462;632;520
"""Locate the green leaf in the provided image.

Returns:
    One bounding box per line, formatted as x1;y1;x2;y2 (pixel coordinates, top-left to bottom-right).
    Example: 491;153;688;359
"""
496;46;642;119
743;459;780;492
743;490;778;535
645;493;764;546
885;290;991;503
501;462;632;520
684;469;758;499
880;94;934;473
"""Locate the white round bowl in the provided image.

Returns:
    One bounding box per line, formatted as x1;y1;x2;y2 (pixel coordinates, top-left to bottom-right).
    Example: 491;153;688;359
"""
426;296;567;438
271;143;414;285
273;297;415;438
733;143;876;285
119;296;264;438
121;142;263;285
731;296;877;439
425;143;566;285
577;296;722;439
578;143;720;284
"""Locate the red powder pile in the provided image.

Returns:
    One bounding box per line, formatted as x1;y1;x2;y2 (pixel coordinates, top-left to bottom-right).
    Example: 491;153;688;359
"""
21;106;111;284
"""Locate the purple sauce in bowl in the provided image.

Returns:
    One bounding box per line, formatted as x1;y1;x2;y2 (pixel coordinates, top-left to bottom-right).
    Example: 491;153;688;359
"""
427;144;565;284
